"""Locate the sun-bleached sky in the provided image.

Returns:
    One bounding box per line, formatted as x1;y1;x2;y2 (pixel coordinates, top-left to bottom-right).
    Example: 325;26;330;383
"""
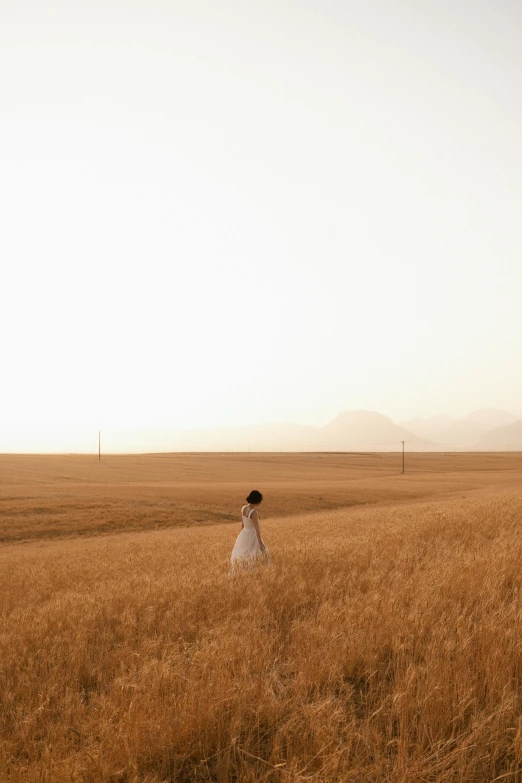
1;0;521;436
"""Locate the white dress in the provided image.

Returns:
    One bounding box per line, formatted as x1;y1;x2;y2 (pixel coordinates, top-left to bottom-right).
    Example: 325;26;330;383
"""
230;505;270;566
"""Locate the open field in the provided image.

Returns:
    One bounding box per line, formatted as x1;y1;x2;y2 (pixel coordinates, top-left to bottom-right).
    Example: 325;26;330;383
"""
1;454;522;781
1;452;522;542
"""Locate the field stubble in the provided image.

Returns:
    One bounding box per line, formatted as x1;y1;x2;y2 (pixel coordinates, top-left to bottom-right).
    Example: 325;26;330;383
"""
0;454;522;781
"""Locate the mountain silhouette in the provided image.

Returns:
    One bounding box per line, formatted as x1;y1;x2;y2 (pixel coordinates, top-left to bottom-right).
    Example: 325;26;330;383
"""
402;415;488;447
402;408;519;448
1;408;520;452
320;410;428;450
87;411;428;452
475;420;522;449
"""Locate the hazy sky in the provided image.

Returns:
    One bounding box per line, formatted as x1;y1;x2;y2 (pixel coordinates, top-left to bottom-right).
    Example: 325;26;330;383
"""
1;0;521;433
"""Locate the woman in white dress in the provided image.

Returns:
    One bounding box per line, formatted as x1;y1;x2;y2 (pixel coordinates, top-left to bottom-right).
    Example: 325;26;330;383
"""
230;490;270;567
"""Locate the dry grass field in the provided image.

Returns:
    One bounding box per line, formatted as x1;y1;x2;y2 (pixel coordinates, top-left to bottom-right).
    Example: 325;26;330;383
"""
1;452;521;542
1;453;522;782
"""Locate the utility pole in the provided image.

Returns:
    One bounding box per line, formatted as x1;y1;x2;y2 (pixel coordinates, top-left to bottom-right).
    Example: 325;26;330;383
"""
401;440;405;474
98;431;101;461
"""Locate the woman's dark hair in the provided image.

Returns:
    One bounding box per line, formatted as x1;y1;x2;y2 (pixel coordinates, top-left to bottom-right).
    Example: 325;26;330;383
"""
246;489;263;504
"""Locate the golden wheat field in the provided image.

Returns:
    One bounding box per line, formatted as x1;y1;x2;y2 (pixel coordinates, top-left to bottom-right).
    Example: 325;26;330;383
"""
1;453;522;782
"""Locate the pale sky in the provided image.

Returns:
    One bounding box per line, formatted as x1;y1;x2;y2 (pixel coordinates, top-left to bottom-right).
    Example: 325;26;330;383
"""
1;0;521;437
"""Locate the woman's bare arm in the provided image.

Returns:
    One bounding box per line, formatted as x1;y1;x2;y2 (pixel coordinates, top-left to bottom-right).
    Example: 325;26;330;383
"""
251;510;266;550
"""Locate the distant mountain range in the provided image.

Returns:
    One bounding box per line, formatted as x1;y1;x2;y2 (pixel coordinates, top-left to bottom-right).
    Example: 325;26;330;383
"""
1;408;521;453
476;420;522;449
400;408;520;448
171;408;521;452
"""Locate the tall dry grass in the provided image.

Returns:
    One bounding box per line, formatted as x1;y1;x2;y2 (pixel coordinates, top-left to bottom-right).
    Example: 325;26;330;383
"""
1;490;521;781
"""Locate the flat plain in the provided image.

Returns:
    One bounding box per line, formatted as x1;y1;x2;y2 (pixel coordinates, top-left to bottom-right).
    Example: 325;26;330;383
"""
1;452;522;782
